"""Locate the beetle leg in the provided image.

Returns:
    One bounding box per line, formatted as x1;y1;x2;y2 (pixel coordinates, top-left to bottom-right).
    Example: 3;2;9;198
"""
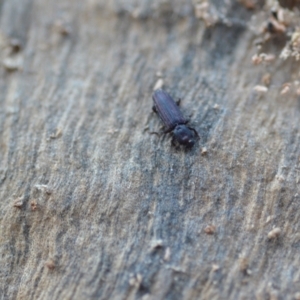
163;128;172;134
171;136;177;147
171;136;181;150
149;131;160;136
176;98;181;106
145;110;156;129
188;127;200;139
187;111;195;119
152;105;157;113
150;127;165;137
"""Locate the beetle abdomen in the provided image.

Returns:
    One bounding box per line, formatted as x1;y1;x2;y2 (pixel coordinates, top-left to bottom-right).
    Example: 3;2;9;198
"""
152;89;187;131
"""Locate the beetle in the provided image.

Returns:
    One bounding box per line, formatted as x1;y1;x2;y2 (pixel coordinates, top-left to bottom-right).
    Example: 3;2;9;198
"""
152;89;199;148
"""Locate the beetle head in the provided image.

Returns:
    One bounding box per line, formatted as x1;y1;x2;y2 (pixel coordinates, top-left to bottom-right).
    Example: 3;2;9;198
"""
173;125;195;147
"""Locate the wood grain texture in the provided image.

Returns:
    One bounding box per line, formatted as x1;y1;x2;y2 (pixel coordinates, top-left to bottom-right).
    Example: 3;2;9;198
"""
0;0;300;299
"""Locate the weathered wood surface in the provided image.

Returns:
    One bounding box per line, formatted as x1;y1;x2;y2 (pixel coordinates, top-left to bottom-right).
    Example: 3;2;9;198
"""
0;0;300;299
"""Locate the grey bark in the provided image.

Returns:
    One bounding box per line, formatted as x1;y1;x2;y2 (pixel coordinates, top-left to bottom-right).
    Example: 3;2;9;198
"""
0;0;300;299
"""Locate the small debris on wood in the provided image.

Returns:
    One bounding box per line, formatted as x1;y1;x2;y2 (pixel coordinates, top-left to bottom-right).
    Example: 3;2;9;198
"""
50;128;62;139
53;20;71;36
45;260;55;270
239;257;252;275
31;200;38;211
276;175;285;182
266;215;273;224
254;5;300;62
238;0;257;10
201;147;208;155
3;56;23;71
107;129;119;134
35;184;52;195
252;53;276;65
280;83;291;95
262;73;271;86
13;197;23;208
261;7;289;36
252;54;262;65
239;257;248;272
212;264;220;272
264;17;286;35
194;1;218;27
129;273;142;287
168;266;186;273
213;104;220;110
281;29;300;60
268;227;281;240
264;54;276;63
164;247;171;261
150;239;163;251
153;78;164;91
291;30;300;55
254;85;268;93
9;38;22;53
204;225;216;235
272;7;287;24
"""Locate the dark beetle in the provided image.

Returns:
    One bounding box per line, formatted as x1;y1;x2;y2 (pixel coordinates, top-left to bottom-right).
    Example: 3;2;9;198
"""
152;89;199;148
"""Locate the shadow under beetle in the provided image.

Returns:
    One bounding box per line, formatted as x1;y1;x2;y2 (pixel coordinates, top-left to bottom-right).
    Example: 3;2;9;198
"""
152;89;199;148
